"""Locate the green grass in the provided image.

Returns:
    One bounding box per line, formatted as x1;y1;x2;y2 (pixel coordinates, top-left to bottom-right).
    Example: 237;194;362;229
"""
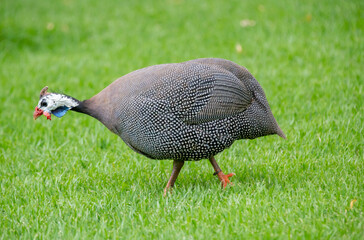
1;0;363;239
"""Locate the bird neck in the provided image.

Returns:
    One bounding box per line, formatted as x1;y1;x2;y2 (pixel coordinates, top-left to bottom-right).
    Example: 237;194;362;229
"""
72;99;101;120
71;95;115;132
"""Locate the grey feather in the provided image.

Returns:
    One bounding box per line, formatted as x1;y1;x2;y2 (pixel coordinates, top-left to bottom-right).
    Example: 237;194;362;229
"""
75;58;285;161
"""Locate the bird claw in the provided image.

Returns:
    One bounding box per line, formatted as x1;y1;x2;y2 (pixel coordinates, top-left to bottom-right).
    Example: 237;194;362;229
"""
217;172;235;188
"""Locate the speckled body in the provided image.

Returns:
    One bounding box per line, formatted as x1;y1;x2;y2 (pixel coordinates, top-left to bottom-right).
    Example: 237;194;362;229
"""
82;58;284;161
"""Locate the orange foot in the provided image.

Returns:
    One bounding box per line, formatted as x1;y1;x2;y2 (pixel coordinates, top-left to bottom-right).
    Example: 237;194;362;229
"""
216;172;235;188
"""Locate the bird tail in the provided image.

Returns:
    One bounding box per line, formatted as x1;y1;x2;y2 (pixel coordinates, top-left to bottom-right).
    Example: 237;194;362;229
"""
275;125;286;139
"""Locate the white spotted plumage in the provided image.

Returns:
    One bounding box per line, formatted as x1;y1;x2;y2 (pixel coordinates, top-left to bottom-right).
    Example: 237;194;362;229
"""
34;58;285;161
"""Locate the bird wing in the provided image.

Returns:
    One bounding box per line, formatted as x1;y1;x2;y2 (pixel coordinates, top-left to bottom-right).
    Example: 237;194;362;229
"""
108;60;254;125
170;62;253;124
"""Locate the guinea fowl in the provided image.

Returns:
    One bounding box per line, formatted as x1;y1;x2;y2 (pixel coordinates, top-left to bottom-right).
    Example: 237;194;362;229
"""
33;58;285;195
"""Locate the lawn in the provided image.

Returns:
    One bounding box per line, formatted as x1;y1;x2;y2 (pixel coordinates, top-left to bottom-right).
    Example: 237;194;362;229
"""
0;0;363;239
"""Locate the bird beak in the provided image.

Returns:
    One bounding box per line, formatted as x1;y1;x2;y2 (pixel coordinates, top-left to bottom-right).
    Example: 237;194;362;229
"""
33;107;43;120
33;107;51;120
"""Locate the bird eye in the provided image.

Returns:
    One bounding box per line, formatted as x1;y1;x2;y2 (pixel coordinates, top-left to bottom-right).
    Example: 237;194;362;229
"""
41;101;48;107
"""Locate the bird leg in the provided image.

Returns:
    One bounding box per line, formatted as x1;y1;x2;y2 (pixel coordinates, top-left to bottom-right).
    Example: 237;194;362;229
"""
209;156;235;188
164;160;185;196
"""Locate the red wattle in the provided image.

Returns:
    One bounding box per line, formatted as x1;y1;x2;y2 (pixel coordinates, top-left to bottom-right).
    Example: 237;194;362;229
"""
43;111;51;120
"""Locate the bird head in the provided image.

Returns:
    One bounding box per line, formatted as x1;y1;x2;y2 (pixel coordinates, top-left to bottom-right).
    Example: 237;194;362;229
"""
33;86;79;120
